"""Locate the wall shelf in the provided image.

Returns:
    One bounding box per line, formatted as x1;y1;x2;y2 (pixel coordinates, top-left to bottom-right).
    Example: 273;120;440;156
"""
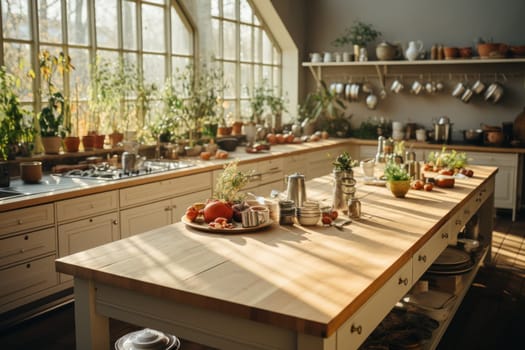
303;58;525;87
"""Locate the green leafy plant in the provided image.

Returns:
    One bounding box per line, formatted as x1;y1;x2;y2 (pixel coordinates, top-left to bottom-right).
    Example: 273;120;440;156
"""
333;151;357;172
36;50;74;137
384;162;410;181
332;21;381;48
213;160;253;202
0;65;34;159
427;147;468;170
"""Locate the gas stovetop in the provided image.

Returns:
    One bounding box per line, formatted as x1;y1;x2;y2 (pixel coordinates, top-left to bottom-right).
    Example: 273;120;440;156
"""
60;160;193;181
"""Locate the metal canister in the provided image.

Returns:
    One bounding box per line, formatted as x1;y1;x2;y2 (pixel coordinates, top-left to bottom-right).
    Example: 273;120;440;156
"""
348;197;361;219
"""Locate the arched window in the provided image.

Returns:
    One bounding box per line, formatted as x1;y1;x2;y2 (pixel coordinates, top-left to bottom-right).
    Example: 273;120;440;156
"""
211;0;282;122
0;0;193;137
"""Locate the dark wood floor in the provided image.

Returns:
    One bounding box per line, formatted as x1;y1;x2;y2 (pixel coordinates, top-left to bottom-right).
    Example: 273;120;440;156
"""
1;210;524;350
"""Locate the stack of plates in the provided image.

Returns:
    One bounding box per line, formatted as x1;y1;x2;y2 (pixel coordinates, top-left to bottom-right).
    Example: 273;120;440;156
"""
297;200;321;226
426;247;474;275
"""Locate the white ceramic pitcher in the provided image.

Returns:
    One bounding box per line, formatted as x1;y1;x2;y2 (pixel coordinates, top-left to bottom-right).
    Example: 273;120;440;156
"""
405;40;424;61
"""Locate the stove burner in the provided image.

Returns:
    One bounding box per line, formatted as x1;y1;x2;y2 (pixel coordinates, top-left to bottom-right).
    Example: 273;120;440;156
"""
61;160;193;181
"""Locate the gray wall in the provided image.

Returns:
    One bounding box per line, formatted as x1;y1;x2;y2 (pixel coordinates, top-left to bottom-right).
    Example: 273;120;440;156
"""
274;0;525;141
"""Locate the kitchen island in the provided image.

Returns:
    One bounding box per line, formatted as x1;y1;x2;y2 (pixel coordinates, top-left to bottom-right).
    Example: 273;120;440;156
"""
55;164;497;350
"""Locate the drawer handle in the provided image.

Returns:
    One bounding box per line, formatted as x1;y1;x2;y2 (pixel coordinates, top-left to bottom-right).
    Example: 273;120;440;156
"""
113;219;119;225
18;219;23;225
455;219;462;226
441;232;449;239
398;277;409;286
164;207;171;211
418;254;427;263
24;235;29;240
26;263;31;269
89;218;93;223
350;324;362;335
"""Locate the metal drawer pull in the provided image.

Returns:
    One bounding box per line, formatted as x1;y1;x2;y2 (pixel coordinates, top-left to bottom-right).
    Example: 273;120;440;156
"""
26;263;31;268
441;232;449;239
113;220;119;225
398;277;409;286
455;219;462;225
350;324;362;335
418;254;427;262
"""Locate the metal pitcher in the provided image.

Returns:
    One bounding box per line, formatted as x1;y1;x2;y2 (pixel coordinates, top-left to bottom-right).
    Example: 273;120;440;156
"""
286;173;307;207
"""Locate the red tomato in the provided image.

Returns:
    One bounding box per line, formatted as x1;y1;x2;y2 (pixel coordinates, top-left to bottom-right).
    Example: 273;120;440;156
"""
424;183;433;191
322;216;333;225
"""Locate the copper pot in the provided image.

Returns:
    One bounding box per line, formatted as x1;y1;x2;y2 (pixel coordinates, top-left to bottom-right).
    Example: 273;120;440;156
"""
485;130;504;145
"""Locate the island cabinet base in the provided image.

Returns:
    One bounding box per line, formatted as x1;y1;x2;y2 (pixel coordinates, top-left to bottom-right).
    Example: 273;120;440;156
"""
57;166;497;350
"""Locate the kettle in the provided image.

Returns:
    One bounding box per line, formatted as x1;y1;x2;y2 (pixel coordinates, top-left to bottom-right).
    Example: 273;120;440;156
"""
433;116;452;144
122;152;137;173
286;173;307;207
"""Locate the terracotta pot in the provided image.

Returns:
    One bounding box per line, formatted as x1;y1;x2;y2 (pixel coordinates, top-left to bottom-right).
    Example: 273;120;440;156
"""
443;47;458;59
109;132;124;147
387;180;411;198
41;136;62;154
94;134;106;149
82;135;95;151
477;43;508;58
232;121;243;135
63;136;80;152
218;126;232;136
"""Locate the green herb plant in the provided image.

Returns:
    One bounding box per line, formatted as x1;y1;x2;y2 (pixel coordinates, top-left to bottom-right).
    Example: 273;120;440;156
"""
384;162;410;181
332;21;382;48
333;151;357;172
213;160;253;202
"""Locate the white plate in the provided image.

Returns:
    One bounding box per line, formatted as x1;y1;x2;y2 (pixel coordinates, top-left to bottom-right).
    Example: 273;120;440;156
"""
182;216;273;234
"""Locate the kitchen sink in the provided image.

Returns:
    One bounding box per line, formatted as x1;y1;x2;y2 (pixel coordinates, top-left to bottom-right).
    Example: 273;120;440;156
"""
0;189;24;199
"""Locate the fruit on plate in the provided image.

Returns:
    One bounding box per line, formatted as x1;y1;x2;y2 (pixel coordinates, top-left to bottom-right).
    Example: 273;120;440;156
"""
424;183;433;191
208;216;234;229
411;179;424;190
184;205;200;222
203;200;233;223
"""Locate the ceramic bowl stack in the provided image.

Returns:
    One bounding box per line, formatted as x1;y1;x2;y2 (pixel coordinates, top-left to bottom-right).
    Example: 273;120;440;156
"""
296;200;321;226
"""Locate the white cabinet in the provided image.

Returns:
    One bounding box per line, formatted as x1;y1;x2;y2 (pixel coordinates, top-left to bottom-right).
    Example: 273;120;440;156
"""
120;173;212;238
0;204;57;313
120;189;211;238
467;152;521;220
58;212;120;282
56;191;120;282
336;260;413;350
306;145;349;179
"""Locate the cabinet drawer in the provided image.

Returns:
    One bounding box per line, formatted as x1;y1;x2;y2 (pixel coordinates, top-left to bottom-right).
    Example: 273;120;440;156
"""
336;260;412;350
0;227;55;267
0;204;54;237
468;152;517;167
0;255;58;310
120;199;172;238
120;172;211;207
413;223;450;281
56;191;118;222
171;189;212;223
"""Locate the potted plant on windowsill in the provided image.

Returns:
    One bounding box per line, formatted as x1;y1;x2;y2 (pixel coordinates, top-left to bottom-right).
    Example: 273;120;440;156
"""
0;66;35;160
36;50;74;154
384;162;411;198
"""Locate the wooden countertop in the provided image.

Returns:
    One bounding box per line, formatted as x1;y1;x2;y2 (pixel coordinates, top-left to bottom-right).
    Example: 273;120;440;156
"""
55;165;497;338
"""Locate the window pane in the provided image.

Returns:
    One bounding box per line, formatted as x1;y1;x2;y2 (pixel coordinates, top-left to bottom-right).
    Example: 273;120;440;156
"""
122;53;138;99
146;0;164;4
273;47;281;65
2;0;30;39
67;0;88;45
38;0;62;43
123;1;137;50
96;49;118;63
240;63;251;98
211;18;221;59
262;65;271;83
273;67;281;89
142;4;165;52
172;56;191;76
95;0;117;48
143;54;165;87
253;27;261;62
223;0;235;20
2;42;32;101
223;99;235;119
171;7;191;55
240;0;252;23
223;21;236;60
211;0;219;17
262;31;272;64
69;48;90;100
240;24;251;61
240;100;250;118
223;62;236;99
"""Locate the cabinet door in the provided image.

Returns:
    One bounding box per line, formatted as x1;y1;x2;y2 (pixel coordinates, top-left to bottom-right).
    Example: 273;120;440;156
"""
283;153;307;177
0;204;54;237
0;255;57;312
58;212;119;282
56;191;118;222
336;260;413;350
0;227;55;267
120;199;172;238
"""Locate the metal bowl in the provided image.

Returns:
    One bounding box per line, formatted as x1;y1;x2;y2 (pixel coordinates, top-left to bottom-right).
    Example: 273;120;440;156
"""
217;137;238;151
463;129;483;144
